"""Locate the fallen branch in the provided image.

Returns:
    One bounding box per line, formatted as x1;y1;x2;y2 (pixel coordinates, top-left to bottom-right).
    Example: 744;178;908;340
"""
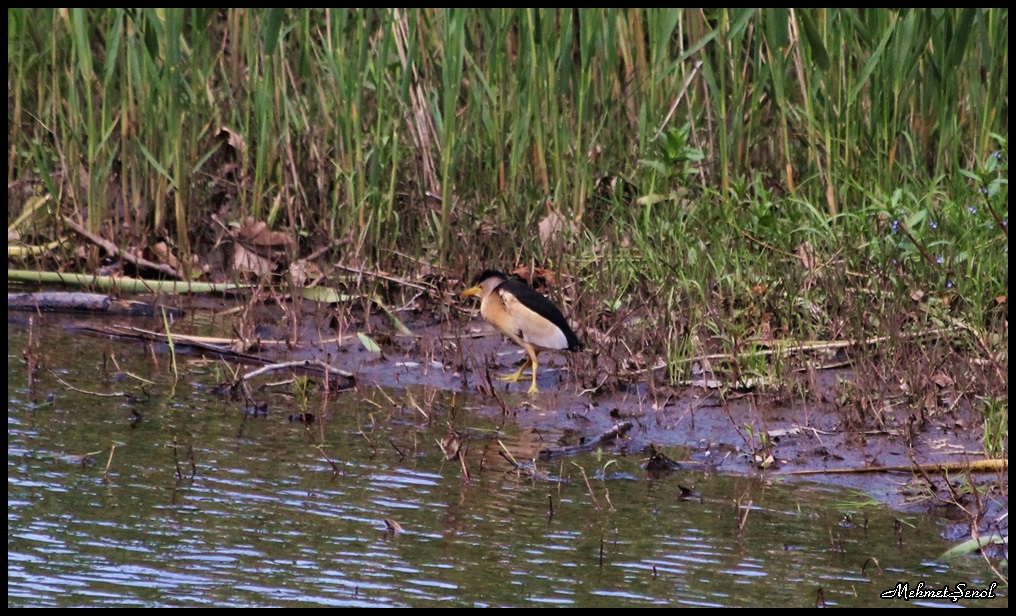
72;324;273;362
783;458;1007;476
620;327;960;381
9;291;185;318
63;216;184;280
219;361;356;401
8;269;248;295
331;263;437;292
76;325;357;390
678;328;956;365
53;373;129;398
539;421;633;460
241;359;354;382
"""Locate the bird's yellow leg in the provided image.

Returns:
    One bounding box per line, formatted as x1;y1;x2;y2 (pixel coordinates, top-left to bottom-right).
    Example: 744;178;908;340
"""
497;358;531;383
527;357;541;394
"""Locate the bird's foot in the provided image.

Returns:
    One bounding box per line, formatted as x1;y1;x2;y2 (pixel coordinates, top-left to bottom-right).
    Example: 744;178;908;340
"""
496;363;530;383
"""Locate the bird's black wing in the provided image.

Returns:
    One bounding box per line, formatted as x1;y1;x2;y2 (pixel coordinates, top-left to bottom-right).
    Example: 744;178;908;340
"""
497;279;583;351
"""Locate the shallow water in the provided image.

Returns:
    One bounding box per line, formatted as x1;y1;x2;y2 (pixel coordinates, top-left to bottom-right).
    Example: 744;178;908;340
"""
7;318;1006;607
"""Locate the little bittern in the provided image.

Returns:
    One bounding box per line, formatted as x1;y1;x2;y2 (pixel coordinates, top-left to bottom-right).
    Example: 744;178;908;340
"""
460;269;583;394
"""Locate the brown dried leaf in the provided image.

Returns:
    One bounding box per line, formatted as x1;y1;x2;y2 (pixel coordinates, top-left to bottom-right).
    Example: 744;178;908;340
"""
233;216;295;248
289;259;323;288
796;241;822;291
538;210;579;247
796;241;817;273
931;372;954;388
215;126;247;154
384;519;403;536
231;242;274;276
438;430;462;461
151;241;181;270
510;265;557;289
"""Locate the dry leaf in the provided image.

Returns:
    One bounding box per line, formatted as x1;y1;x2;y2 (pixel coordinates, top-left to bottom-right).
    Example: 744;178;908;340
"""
215;126;247;154
234;216;295;248
231;242;274;276
289;259;323;288
151;241;181;270
538;210;579;247
796;241;817;273
227;216;297;276
384;519;403;536
438;430;462;461
510;265;558;289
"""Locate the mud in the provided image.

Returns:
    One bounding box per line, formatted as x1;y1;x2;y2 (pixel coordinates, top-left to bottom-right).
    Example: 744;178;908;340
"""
9;290;1008;555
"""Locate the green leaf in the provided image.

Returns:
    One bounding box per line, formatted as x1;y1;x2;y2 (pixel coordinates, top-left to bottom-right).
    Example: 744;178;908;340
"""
375;299;415;336
946;8;976;71
798;9;829;72
763;8;789;50
958;169;983;183
905;209;927;230
136;141;177;188
263;8;285;56
729;8;756;41
849;18;895;106
298;286;354;304
937;533;1006;561
357;332;382;353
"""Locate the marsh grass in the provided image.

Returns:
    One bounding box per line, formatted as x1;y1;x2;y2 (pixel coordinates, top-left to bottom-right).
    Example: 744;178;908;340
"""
7;9;1008;453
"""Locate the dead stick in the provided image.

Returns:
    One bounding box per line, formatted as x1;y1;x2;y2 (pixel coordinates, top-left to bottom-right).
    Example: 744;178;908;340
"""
784;459;1007;476
332;263;435;292
63;216;183;280
53;373;127;398
539;421;633;459
242;360;353;381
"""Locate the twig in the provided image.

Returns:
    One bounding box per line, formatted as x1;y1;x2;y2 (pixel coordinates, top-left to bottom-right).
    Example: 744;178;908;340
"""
625;327;956;378
314;444;341;478
332;263;436;292
784;458;1007;476
242;359;353;381
655;60;702;140
539;421;633;459
103;443;118;482
62;216;183;280
52;373;127;398
572;463;600;510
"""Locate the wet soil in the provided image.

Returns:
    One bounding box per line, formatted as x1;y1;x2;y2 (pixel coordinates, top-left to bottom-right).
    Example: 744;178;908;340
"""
9;290;1008;553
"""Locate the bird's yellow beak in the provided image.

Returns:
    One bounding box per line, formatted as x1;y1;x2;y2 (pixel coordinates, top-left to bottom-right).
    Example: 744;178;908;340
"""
459;285;482;298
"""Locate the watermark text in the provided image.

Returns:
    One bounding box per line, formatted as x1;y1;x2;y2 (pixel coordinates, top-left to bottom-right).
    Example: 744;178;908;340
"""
881;581;999;603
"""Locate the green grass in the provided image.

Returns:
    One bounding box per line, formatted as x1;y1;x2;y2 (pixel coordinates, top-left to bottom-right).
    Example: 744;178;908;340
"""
7;8;1008;453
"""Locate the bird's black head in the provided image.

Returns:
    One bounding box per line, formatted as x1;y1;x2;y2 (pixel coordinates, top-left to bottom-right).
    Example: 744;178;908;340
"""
471;269;508;286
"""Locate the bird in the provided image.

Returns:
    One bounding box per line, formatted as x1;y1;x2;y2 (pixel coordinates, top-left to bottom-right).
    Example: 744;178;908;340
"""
460;269;583;394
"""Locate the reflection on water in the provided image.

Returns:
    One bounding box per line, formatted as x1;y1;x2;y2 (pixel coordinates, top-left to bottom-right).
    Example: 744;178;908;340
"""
7;322;1004;607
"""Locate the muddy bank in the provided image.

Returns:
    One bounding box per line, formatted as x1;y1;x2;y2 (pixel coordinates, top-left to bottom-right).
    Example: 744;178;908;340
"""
9;290;1007;558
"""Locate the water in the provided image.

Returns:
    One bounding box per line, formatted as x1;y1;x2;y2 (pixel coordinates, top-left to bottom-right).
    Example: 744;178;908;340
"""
7;318;1006;607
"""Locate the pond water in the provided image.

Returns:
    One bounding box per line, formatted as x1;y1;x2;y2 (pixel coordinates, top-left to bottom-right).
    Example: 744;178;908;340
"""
7;317;1006;608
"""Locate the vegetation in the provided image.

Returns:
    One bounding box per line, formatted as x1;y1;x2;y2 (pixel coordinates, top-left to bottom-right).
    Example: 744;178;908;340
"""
7;9;1008;454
